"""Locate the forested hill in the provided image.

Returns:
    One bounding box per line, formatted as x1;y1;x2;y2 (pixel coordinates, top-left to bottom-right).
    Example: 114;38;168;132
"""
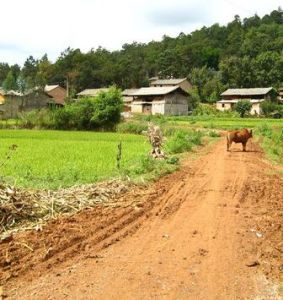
0;8;282;102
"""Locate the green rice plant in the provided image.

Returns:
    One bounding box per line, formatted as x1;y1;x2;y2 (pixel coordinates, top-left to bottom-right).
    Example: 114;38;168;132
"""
0;130;150;189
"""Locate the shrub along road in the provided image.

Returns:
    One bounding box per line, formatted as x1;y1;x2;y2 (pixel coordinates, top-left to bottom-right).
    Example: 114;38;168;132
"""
1;138;282;299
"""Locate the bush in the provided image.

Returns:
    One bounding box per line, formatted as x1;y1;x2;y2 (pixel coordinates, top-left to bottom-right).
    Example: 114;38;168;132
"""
192;103;218;116
234;100;252;118
20;87;123;131
116;122;148;134
166;156;179;165
257;125;283;162
260;101;283;117
121;154;178;182
165;130;203;154
90;87;123;129
257;123;273;138
20;109;56;129
208;130;221;137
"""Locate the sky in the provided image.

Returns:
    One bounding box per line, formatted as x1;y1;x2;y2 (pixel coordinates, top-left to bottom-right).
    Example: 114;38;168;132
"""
0;0;282;65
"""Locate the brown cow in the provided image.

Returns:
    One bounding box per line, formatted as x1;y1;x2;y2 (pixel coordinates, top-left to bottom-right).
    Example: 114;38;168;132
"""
227;128;253;152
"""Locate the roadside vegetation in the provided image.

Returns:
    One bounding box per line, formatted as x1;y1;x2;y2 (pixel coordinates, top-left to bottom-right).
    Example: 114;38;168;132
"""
256;124;283;163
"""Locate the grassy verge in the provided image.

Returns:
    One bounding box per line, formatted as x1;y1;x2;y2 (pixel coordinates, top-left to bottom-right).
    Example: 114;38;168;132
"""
256;124;283;164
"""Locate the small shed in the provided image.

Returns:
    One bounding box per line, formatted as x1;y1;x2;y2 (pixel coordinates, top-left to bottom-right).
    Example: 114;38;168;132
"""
131;86;189;116
217;87;277;115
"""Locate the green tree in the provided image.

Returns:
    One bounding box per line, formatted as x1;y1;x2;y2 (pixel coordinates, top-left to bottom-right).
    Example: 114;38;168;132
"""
3;70;18;91
188;87;200;112
22;56;38;89
35;54;53;88
91;87;123;129
260;100;281;116
234;100;252;118
0;63;10;85
17;73;28;94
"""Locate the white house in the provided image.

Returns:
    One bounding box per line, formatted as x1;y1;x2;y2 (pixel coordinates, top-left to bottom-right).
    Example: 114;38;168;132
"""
131;86;189;116
216;87;277;115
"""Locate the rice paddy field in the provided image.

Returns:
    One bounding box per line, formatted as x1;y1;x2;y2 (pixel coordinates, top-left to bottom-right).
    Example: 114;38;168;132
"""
0;116;282;189
166;116;283;130
0;130;150;189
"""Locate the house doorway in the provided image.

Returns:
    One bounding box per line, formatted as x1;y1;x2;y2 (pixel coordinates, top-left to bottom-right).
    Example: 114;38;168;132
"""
142;104;152;114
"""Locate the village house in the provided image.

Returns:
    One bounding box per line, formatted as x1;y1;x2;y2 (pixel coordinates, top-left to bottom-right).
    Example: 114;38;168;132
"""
122;89;139;112
0;85;67;119
131;86;189;115
122;78;192;114
44;85;67;106
216;87;277;115
76;88;109;98
149;77;192;91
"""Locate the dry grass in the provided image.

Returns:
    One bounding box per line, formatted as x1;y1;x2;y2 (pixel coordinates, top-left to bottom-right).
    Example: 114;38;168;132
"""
0;180;131;237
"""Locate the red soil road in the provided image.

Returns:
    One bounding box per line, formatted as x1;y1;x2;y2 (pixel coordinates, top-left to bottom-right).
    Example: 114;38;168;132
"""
2;138;283;299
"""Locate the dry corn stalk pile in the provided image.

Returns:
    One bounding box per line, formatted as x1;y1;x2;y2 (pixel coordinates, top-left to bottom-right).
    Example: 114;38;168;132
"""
0;180;130;235
147;122;165;159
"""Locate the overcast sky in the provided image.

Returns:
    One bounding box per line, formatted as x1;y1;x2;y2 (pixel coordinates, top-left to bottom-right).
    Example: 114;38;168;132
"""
1;0;282;65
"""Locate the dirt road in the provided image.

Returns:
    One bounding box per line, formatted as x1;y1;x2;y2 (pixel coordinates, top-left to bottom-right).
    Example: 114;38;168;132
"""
1;138;282;299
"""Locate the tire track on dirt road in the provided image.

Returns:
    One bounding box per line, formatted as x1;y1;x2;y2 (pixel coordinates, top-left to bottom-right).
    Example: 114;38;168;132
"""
3;138;282;300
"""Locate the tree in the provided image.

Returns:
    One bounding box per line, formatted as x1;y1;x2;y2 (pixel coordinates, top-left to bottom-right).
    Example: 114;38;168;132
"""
17;73;28;94
0;63;10;85
234;100;252;118
91;87;123;129
35;54;53;88
189;66;225;102
22;56;38;89
188;87;201;112
3;70;18;91
260;100;281;116
0;8;283;101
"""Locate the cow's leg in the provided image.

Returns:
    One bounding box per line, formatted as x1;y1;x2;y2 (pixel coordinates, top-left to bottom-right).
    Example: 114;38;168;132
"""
242;142;246;152
227;138;231;151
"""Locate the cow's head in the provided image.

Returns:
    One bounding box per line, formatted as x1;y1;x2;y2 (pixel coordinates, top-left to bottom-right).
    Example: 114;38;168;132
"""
249;129;253;138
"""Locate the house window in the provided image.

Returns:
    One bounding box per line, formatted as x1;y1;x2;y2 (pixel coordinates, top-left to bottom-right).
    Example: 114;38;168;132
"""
222;103;225;108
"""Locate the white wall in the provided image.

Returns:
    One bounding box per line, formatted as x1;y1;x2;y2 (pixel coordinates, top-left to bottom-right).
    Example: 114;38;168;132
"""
131;103;143;113
250;103;261;115
152;102;165;115
216;101;262;115
216;102;232;111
